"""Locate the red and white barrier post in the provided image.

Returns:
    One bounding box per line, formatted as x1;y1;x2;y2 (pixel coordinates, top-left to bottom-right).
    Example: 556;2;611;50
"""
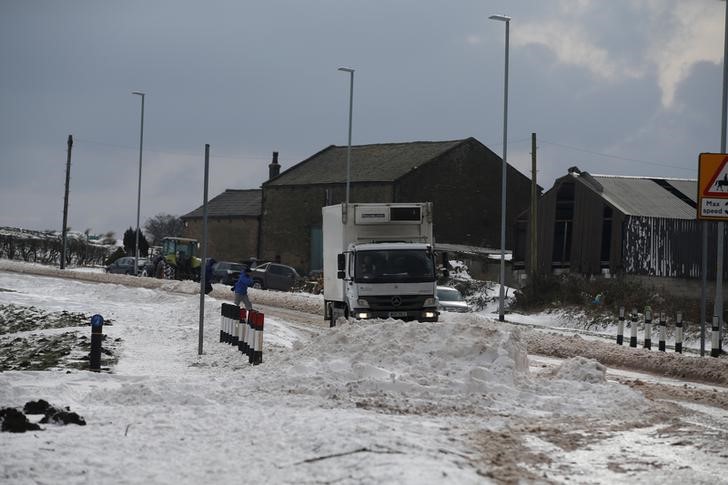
658;312;667;352
253;312;264;365
630;308;638;348
220;304;226;343
616;306;625;345
675;311;683;354
221;303;236;343
238;308;248;354
248;312;261;365
243;310;255;357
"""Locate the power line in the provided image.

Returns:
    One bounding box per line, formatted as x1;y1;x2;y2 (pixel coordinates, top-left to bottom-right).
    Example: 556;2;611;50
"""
73;137;273;163
540;139;694;172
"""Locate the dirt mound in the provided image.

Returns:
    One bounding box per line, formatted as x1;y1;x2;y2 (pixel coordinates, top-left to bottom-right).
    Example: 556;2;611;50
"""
1;400;86;433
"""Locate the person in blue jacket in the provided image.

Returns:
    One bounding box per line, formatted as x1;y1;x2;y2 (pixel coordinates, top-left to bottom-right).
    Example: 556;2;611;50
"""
232;265;253;310
204;258;216;295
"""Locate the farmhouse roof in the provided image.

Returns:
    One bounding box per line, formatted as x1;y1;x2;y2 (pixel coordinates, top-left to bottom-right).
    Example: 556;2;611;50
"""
264;138;472;186
181;189;262;219
565;169;697;219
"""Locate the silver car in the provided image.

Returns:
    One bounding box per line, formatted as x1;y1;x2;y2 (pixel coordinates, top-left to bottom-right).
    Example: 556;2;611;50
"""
436;286;470;313
105;256;148;275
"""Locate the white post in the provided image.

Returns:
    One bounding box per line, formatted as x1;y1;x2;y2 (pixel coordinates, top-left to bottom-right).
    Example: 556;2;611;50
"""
132;91;145;276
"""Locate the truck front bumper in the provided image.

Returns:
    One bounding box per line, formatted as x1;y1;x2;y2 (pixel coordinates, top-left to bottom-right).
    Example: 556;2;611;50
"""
352;309;439;323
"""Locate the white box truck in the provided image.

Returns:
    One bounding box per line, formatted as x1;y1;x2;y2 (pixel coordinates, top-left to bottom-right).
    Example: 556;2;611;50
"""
322;202;439;325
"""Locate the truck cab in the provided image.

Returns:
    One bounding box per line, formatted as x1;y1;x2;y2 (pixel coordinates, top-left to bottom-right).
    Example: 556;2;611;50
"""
323;203;439;325
342;242;438;321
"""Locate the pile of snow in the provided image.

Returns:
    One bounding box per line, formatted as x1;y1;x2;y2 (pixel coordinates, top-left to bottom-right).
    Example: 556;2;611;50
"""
255;316;648;421
550;356;607;383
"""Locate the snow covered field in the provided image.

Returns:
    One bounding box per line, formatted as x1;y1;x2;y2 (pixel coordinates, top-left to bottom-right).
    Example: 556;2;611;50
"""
1;260;728;484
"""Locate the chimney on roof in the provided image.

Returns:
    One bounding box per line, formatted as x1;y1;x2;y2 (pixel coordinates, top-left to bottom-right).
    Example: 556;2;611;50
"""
269;151;280;180
568;166;581;175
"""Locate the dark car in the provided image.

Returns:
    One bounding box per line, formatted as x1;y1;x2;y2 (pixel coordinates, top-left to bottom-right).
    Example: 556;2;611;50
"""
211;261;246;285
250;262;301;291
105;256;147;275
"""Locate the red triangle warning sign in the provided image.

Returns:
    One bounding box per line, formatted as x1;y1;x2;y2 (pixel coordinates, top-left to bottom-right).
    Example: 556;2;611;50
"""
703;156;728;196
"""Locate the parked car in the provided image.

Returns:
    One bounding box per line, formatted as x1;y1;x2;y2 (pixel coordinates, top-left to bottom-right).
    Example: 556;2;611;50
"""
211;261;246;285
250;262;301;291
436;286;470;313
105;256;148;275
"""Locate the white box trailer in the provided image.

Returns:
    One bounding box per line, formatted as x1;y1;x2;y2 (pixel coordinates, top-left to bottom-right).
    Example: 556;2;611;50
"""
322;203;439;325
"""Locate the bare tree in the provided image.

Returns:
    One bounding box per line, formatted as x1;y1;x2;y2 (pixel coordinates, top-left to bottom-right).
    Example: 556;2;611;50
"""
143;213;184;246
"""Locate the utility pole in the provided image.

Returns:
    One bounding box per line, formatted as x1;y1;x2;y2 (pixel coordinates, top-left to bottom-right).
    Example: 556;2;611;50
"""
198;144;210;356
530;133;538;277
60;135;73;270
714;0;728;355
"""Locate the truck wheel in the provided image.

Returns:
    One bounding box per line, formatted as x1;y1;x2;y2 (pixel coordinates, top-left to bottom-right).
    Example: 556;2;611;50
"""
325;301;335;326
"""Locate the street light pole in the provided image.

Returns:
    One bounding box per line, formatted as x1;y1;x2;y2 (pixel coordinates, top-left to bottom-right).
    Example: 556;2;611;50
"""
338;67;355;206
132;91;145;276
490;14;511;322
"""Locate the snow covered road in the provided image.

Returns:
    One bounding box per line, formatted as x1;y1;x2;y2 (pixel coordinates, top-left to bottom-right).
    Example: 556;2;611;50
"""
1;264;728;484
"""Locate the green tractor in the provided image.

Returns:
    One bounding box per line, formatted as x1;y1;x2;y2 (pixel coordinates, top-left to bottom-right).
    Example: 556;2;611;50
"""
157;237;202;281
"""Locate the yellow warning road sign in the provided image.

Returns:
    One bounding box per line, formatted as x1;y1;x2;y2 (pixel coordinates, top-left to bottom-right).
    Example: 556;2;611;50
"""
699;153;728;220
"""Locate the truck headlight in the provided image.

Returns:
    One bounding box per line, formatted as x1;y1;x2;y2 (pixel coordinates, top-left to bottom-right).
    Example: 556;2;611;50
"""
423;311;437;319
357;299;369;308
423;297;436;307
356;312;370;319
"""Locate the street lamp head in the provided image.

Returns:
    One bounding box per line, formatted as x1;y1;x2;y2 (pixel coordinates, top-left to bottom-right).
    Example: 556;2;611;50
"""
338;67;355;73
132;91;145;96
489;14;511;22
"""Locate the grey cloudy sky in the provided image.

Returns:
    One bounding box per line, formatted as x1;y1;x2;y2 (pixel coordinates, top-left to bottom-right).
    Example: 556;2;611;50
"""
1;0;725;239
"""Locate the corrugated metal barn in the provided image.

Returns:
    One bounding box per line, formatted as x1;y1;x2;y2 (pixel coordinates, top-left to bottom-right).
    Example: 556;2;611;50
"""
515;167;727;280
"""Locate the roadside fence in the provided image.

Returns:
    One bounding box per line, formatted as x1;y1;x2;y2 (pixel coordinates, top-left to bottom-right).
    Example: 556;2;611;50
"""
616;306;719;357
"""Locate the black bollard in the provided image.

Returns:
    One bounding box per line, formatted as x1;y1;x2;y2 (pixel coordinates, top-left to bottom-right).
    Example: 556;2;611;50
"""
617;306;625;345
89;314;104;371
658;312;666;352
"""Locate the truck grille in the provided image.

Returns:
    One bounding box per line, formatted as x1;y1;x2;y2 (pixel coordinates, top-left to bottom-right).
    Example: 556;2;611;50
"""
362;295;427;311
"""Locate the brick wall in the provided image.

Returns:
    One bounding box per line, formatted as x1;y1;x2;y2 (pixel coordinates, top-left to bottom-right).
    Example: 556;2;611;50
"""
260;183;393;273
183;217;259;263
396;140;531;249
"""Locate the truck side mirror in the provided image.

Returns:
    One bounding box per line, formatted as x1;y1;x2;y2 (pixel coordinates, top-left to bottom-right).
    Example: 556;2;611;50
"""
337;254;345;271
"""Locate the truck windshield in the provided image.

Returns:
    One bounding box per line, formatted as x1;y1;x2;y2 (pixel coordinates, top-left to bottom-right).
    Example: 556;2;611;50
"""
355;249;435;283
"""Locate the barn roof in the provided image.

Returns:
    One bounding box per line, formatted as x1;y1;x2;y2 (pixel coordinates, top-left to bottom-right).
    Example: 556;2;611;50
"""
568;170;697;219
181;189;262;219
264;138;471;186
